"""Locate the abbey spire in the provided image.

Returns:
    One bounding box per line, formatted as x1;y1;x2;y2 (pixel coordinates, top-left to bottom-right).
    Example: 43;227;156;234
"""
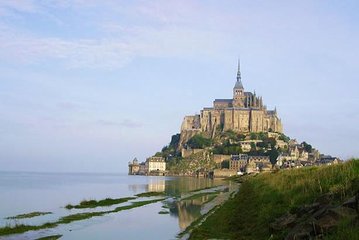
234;58;244;90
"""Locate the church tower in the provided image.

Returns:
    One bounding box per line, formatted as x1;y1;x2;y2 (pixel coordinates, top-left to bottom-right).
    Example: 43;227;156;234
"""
233;59;245;107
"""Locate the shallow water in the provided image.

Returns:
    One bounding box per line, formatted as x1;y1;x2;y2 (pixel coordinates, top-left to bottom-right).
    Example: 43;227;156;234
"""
0;172;230;239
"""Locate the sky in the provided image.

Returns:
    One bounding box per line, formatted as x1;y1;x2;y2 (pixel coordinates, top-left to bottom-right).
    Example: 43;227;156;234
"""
0;0;358;173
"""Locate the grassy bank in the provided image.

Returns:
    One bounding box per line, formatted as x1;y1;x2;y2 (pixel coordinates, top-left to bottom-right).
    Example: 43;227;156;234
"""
190;159;359;240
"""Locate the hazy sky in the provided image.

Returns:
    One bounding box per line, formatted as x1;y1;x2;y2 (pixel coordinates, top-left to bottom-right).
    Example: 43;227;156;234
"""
0;1;358;173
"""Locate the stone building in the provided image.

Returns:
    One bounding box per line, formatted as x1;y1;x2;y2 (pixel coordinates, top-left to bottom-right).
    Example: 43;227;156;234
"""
146;157;166;173
179;60;283;149
128;157;166;175
245;156;271;173
128;158;140;175
229;154;248;172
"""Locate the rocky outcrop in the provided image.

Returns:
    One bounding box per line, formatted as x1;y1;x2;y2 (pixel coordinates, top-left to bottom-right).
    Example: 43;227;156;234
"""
177;130;200;151
168;150;216;176
270;193;359;240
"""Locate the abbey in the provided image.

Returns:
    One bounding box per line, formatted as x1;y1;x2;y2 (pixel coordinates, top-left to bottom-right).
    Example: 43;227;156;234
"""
180;60;283;145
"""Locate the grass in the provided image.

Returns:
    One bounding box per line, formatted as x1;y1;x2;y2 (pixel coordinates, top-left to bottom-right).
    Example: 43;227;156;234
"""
0;198;166;236
35;235;62;240
6;212;52;220
135;191;165;197
0;222;58;237
189;159;359;240
65;197;136;209
323;217;359;240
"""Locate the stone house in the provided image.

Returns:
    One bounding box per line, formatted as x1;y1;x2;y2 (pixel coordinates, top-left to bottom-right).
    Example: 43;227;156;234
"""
229;154;248;172
146;157;166;173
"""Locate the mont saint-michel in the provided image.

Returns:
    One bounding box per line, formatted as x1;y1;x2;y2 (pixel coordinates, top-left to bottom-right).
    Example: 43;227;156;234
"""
1;1;358;240
129;61;340;177
179;60;282;149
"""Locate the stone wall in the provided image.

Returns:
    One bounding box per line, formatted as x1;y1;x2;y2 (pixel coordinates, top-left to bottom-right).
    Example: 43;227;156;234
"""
213;169;237;178
213;154;231;164
181;148;204;158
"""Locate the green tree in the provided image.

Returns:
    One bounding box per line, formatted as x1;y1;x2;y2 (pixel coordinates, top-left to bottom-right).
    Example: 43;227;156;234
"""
250;132;258;140
258;132;267;140
267;148;279;164
278;133;290;143
169;133;181;149
237;134;246;141
264;137;277;149
187;134;212;149
250;142;256;151
301;141;312;153
221;160;229;169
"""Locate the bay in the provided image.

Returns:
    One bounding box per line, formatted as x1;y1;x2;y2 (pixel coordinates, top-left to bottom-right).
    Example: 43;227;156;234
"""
0;172;230;239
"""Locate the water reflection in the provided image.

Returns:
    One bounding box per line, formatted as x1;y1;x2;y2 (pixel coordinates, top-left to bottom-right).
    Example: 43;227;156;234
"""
148;178;165;192
169;196;218;230
128;176;224;231
164;177;222;197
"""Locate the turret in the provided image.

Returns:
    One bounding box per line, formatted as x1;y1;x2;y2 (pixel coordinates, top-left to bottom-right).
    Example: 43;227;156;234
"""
253;90;257;107
233;59;245;107
233;59;244;95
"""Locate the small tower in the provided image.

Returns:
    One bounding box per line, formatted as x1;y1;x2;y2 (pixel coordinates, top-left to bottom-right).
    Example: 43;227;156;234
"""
233;59;245;107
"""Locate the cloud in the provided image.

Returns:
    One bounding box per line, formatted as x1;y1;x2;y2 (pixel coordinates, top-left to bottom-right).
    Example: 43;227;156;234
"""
0;25;225;69
0;1;235;69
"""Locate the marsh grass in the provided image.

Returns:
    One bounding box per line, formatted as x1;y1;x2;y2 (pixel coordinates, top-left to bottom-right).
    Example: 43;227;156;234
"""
6;212;52;220
35;235;62;240
135;191;165;197
158;210;170;214
0;222;57;237
65;197;136;209
190;159;359;240
0;198;166;236
60;198;166;224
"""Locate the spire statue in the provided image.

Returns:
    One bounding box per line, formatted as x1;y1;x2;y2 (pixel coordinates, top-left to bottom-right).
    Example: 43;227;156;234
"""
237;58;241;81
